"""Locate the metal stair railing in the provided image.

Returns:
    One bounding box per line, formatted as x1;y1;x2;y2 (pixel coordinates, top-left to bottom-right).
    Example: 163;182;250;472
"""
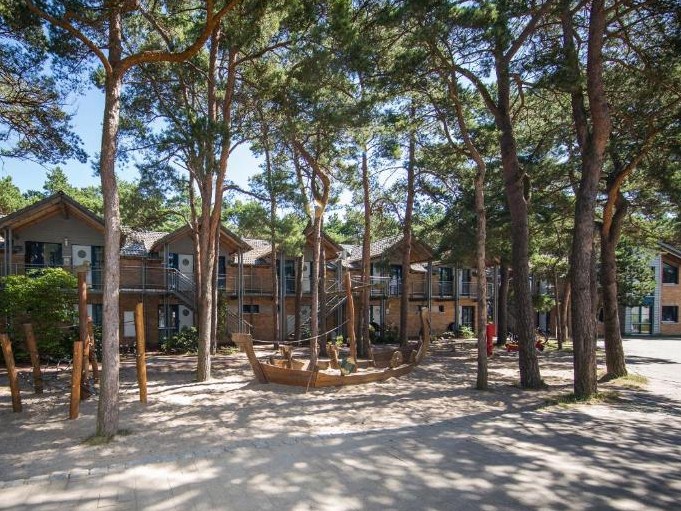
167;268;196;308
227;308;253;335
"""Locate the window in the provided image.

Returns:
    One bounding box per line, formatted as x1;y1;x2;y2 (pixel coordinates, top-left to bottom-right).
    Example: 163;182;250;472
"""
662;306;678;323
663;262;678;284
461;306;475;330
243;304;260;314
439;267;453;296
217;255;226;290
159;305;179;330
91;304;103;327
25;241;63;268
439;305;445;313
461;269;473;296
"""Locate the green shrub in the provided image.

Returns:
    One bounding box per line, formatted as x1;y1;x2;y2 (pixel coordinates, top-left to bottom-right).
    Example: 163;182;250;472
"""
160;327;199;354
0;268;78;360
458;325;474;339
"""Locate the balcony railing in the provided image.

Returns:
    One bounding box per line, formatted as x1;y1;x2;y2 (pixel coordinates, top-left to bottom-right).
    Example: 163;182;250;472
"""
1;262;496;301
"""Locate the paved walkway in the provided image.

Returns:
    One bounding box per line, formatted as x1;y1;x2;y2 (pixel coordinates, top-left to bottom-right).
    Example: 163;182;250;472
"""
1;340;680;510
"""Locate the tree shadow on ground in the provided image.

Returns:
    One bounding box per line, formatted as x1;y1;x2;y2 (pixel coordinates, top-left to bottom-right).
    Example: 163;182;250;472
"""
1;339;681;510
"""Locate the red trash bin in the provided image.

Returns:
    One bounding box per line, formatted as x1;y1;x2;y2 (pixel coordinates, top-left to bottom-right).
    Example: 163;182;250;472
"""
485;323;495;356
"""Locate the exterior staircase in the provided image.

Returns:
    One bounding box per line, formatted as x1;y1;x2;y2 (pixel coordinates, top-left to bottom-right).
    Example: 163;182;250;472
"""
290;280;347;337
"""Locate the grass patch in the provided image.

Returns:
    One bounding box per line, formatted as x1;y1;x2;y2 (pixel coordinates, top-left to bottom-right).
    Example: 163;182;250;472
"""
83;428;133;446
544;390;622;408
543;339;573;353
610;373;648;388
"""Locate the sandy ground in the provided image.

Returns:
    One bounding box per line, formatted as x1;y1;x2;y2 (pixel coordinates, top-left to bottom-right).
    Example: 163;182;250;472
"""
1;338;680;511
0;339;610;480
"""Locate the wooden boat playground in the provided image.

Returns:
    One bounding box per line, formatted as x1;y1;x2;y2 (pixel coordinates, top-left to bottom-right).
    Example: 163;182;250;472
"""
234;306;431;389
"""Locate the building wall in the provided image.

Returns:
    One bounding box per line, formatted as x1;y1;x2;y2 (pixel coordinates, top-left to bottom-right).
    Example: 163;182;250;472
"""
660;253;681;335
16;215;104;249
118;293;163;349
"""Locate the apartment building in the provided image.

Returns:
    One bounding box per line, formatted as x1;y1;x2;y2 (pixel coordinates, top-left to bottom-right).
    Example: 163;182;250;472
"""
0;192;250;348
0;192;492;347
619;242;681;336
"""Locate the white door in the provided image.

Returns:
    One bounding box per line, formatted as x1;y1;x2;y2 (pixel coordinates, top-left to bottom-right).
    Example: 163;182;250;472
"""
72;245;92;284
371;305;382;325
123;311;136;338
302;260;311;293
178;254;194;291
178;305;194;330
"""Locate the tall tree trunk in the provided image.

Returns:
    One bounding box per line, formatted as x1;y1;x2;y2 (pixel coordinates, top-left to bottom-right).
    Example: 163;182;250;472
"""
359;149;371;358
291;141;330;366
265;139;279;344
310;212;322;367
96;32;123;439
554;272;562;342
319;246;327;357
196;45;235;382
473;160;488;390
294;256;303;341
211;234;219;355
494;60;542;388
559;280;571;350
271;245;279;343
496;262;509;346
400;106;416;346
196;217;215;381
599;140;653;376
600;193;629;379
449;76;488;388
566;0;611;399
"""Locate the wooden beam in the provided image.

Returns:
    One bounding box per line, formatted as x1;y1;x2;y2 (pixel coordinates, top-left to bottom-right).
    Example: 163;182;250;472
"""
134;302;148;404
1;334;22;412
22;324;43;394
69;340;83;419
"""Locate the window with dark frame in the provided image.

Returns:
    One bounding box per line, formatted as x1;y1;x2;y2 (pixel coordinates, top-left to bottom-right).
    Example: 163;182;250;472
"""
662;305;678;323
663;262;679;284
243;304;260;314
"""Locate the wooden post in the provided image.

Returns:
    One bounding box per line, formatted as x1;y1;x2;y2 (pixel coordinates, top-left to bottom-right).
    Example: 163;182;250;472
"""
344;272;357;361
69;340;83;419
22;324;43;394
233;333;268;383
87;318;99;383
415;307;431;364
77;270;91;399
134;302;148;404
1;334;22;412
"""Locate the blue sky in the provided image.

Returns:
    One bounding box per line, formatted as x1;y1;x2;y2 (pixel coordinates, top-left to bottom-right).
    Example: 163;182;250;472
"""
0;86;262;194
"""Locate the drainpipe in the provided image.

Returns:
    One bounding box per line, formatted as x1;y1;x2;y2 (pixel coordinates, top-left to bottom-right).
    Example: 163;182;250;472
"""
279;251;285;340
8;228;13;275
238;250;244;333
454;266;460;329
491;265;499;328
426;261;433;313
337;259;343;338
2;228;7;276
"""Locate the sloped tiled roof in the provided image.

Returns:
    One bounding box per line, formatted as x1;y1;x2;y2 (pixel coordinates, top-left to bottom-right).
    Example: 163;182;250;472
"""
0;191;104;232
120;230;167;257
659;241;681;261
241;238;275;265
343;234;434;269
345;234;404;263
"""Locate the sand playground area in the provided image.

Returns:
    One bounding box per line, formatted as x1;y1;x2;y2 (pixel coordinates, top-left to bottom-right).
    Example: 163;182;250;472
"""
1;339;680;510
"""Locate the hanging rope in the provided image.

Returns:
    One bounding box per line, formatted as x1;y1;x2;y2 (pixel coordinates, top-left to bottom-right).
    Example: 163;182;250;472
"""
251;319;350;346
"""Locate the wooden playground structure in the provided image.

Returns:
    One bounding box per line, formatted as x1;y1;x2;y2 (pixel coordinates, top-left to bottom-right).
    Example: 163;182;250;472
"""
1;268;148;417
